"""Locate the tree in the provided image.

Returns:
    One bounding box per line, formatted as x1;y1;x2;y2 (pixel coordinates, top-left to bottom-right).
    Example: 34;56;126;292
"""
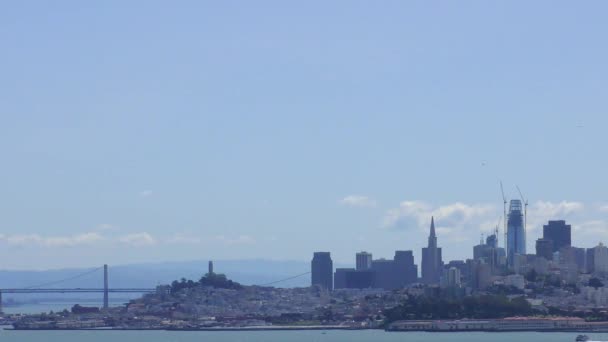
383;294;534;323
589;277;604;289
525;269;538;282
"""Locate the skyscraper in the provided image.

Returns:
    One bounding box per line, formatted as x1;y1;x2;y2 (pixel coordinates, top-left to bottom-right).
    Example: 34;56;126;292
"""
586;248;596;273
356;251;373;270
543;220;571;252
311;252;333;290
507;200;525;267
594;243;608;275
473;234;506;273
486;234;498;248
393;250;418;286
535;238;553;260
421;217;443;284
446;267;462;287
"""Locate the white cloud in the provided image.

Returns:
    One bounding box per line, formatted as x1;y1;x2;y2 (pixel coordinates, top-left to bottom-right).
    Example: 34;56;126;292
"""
574;220;606;234
532;200;584;218
383;200;431;228
382;201;495;245
0;232;104;247
526;201;585;233
383;200;494;231
118;232;157;246
340;195;377;208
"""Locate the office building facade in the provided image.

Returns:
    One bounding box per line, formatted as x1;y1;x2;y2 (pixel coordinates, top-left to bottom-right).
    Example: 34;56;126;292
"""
586;248;596;273
594;243;608;274
311;252;333;290
336;250;417;290
536;238;554;261
543;220;571;252
356;252;373;270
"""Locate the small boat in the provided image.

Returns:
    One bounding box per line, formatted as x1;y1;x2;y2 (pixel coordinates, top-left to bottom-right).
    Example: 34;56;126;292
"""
576;335;590;342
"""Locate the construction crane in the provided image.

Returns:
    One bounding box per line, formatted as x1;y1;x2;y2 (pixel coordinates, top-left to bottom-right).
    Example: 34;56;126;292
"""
500;181;507;253
495;215;502;242
516;185;529;253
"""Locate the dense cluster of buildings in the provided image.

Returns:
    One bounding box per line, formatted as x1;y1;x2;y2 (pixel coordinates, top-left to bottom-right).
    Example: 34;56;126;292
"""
311;199;608;293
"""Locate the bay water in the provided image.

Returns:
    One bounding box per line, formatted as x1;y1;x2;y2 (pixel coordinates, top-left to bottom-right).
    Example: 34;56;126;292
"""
0;329;606;342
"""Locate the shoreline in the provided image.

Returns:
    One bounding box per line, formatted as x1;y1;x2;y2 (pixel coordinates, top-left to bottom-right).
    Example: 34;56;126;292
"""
5;326;608;333
5;326;366;332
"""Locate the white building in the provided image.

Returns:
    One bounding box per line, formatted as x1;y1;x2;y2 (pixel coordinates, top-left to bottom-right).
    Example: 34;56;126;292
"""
594;243;608;274
582;286;608;307
447;267;462;287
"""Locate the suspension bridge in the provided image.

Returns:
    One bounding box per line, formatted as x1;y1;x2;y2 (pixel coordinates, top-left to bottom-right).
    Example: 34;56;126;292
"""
0;265;155;313
0;264;313;313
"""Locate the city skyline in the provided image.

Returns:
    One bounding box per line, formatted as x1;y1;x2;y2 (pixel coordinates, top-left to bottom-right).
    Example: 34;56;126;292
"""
2;1;608;269
315;212;606;291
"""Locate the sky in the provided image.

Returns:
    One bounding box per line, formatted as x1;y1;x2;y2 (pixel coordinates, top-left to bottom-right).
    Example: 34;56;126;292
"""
1;1;608;270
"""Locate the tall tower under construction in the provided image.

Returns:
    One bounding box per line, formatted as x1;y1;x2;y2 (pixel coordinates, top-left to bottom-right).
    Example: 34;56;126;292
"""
507;199;525;267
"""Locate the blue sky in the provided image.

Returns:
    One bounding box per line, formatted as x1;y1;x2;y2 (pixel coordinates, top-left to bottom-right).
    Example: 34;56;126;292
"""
1;1;608;270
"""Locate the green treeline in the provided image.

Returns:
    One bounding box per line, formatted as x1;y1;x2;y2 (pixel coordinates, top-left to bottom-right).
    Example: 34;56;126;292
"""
384;295;533;322
170;273;242;294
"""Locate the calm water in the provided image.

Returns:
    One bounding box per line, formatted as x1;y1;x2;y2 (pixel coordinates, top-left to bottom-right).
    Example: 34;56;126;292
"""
0;330;606;342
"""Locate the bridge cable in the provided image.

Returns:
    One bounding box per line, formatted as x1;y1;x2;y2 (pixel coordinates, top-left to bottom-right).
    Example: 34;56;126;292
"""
255;271;311;287
22;266;104;289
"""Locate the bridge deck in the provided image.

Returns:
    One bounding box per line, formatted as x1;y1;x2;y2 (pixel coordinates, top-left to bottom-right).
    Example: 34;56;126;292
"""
1;288;155;293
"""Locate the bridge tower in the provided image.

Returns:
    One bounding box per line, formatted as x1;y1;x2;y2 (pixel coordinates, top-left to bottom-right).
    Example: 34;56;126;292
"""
103;264;109;309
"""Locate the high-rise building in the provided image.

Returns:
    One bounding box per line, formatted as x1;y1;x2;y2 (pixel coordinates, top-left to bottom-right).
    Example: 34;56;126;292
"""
535;239;553;260
473;234;505;274
471;260;492;290
559;246;586;272
370;259;395;289
356;251;373;270
574;247;586;271
594;243;608;274
586;248;596;274
334;268;374;289
336;250;417;290
422;217;443;284
311;252;333;290
543;220;571;252
473;234;506;274
486;234;498;248
446;267;462;287
507;200;525;267
393;250;418;286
